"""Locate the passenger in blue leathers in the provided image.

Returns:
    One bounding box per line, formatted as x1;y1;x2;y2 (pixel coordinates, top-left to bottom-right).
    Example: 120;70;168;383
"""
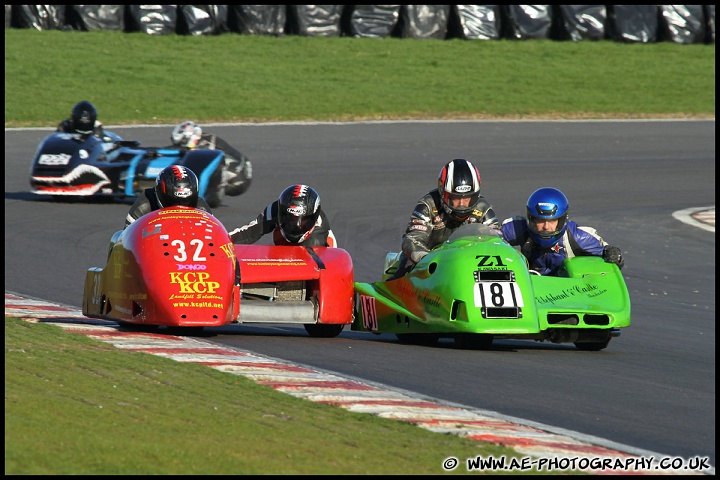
500;187;624;276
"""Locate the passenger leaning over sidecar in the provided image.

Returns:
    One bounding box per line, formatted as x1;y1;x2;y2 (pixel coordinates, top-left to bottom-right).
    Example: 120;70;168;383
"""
228;184;337;247
500;187;624;276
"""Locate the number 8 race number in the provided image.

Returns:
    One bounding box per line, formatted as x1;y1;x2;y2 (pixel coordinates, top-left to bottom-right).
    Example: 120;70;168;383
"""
474;281;524;308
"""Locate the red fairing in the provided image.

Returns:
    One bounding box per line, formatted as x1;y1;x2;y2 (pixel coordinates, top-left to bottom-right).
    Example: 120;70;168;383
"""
235;245;325;283
84;211;354;331
90;207;239;327
234;245;354;325
314;247;354;325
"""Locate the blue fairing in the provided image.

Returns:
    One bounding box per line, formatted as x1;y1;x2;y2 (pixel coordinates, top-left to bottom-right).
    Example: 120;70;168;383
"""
29;131;233;206
195;151;224;198
120;149;183;196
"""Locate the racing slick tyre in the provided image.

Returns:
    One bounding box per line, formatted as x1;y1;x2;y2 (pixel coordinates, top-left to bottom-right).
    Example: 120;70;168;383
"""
304;323;344;338
117;321;159;333
396;333;440;346
166;326;205;336
574;340;611;351
453;333;494;350
573;330;612;351
224;156;252;197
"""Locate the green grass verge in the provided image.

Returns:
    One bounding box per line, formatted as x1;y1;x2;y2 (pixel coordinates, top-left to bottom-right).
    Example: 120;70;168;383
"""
4;29;714;127
6;317;565;475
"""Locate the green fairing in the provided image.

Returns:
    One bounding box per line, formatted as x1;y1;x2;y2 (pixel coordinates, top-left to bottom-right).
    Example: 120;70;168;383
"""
351;224;631;350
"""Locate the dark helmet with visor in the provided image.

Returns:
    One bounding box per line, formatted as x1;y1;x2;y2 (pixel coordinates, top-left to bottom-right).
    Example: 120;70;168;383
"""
278;184;321;243
71;100;97;134
438;158;482;221
526;187;569;248
155;165;199;208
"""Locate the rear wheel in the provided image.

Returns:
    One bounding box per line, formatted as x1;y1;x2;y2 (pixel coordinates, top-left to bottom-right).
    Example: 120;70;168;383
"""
574;330;613;351
574;340;610;351
304;323;344;338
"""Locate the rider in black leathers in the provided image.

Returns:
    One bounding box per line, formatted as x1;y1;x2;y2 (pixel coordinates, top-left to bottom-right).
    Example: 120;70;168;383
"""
389;159;499;279
125;165;211;228
57;100;106;138
228;184;336;247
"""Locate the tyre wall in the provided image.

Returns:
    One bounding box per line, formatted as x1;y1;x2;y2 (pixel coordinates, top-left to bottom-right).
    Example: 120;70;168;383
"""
6;5;716;44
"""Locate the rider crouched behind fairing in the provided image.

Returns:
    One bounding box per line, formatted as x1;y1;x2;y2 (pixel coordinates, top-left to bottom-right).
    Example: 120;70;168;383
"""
109;165;211;258
57;100;108;139
170;120;253;196
124;165;211;228
500;187;625;276
229;184;337;247
388;158;500;280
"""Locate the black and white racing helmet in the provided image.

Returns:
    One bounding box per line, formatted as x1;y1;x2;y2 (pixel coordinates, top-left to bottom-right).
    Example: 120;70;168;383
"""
155;165;199;208
277;184;321;244
437;158;482;221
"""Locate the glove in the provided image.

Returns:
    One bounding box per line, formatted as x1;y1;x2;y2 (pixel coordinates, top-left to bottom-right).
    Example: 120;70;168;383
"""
602;245;624;269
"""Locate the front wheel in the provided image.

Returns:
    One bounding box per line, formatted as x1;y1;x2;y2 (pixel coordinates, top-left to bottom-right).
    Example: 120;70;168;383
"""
117;321;159;333
166;326;205;336
304;323;344;338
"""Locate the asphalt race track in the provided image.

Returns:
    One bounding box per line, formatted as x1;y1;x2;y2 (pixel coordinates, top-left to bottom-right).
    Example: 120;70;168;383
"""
5;120;715;467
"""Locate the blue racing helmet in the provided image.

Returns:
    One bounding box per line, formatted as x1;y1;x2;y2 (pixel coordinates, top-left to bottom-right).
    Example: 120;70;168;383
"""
526;187;569;248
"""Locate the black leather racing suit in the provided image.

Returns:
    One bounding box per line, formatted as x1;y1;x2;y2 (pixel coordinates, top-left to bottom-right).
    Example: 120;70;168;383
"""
124;187;212;228
56;118;105;138
228;200;336;247
390;189;499;279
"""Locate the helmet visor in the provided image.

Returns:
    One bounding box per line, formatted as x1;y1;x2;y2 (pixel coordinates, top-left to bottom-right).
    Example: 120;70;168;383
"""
444;191;480;215
281;213;317;242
